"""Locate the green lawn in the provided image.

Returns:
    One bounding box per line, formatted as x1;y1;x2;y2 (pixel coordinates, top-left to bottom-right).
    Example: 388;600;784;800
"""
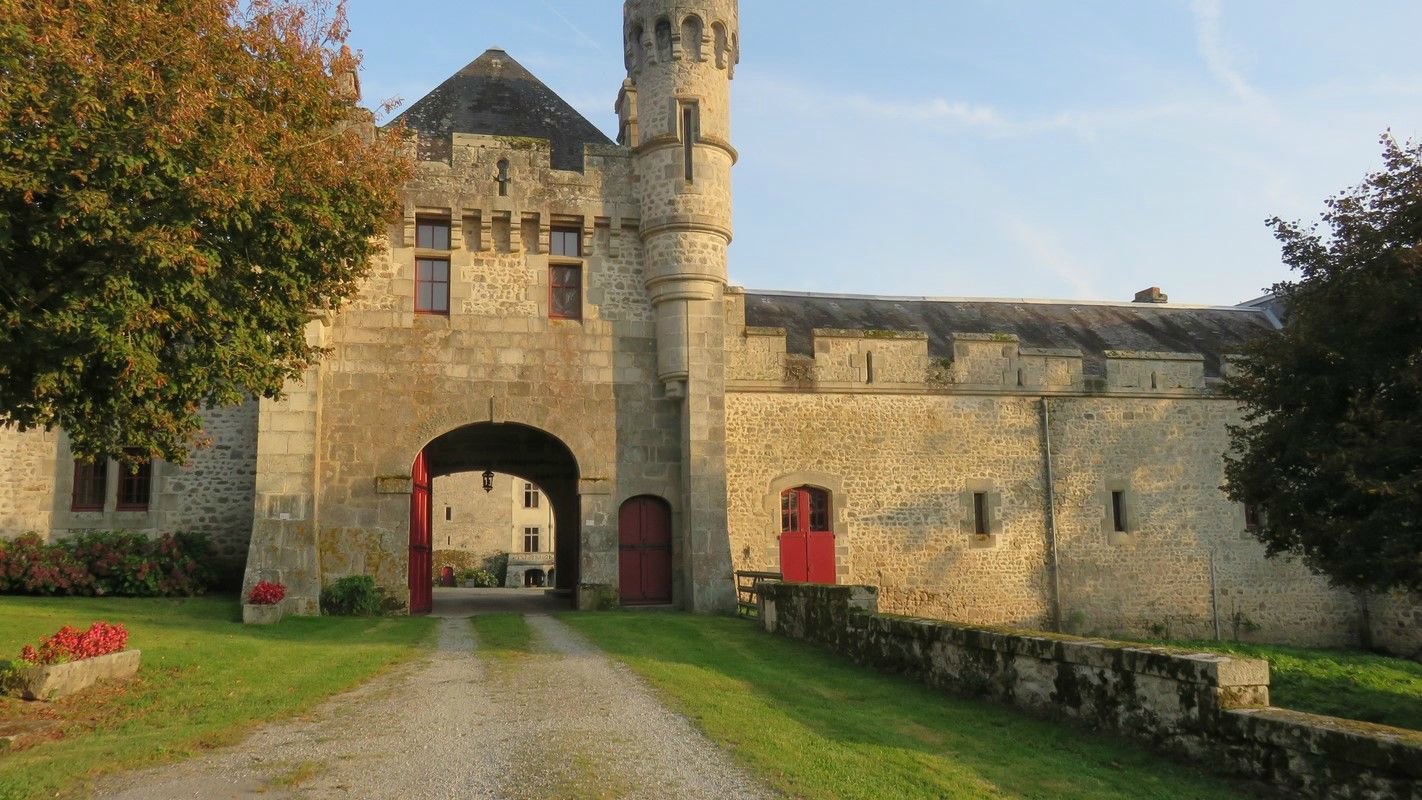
0;596;434;800
1152;639;1422;731
562;612;1266;800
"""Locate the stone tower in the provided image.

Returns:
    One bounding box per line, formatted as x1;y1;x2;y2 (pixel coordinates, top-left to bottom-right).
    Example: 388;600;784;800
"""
620;0;739;610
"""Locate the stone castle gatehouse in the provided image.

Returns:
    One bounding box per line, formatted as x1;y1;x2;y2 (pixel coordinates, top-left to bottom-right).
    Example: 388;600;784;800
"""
1;1;1418;653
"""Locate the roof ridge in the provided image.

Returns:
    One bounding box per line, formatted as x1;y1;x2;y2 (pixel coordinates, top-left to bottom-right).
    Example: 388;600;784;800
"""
741;288;1268;314
388;47;614;171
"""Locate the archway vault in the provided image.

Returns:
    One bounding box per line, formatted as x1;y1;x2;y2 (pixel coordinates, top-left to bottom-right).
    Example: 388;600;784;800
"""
413;422;581;613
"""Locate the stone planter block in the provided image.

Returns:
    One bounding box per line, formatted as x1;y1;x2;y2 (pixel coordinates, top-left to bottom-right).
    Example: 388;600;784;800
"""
243;603;284;625
17;649;142;701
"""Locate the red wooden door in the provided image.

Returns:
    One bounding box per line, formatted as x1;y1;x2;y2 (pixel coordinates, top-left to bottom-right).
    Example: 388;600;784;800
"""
619;496;672;604
780;487;836;583
409;451;433;614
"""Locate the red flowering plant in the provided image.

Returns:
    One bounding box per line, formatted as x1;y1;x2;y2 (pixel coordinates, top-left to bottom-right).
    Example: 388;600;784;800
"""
18;622;129;666
247;581;285;606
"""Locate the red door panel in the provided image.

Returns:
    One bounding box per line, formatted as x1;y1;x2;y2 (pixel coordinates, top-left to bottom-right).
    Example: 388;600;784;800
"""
409;450;433;615
780;532;809;582
807;532;836;583
619;496;672;604
779;487;835;584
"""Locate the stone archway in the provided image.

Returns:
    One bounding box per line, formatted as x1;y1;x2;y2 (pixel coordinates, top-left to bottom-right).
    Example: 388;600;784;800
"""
411;422;581;614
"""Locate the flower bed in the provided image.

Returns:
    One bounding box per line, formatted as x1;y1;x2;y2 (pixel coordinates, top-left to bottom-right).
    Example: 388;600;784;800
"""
247;581;285;605
243;580;287;624
5;622;139;700
0;531;212;597
21;622;128;665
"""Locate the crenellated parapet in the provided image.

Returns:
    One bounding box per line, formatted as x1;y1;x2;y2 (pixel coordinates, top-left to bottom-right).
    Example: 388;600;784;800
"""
623;1;739;77
345;130;650;326
724;289;1226;396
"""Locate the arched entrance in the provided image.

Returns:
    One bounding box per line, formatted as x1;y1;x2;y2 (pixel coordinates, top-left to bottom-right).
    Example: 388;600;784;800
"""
618;495;672;605
409;423;580;614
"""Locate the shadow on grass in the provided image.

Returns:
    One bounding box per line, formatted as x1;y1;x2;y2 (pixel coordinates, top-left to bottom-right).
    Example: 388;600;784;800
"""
563;612;1270;800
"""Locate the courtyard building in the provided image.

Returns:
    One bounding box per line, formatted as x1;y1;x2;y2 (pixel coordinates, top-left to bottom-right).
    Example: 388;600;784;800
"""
0;1;1417;651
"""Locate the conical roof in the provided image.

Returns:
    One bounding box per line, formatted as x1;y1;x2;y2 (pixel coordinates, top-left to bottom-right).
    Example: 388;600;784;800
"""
388;49;613;171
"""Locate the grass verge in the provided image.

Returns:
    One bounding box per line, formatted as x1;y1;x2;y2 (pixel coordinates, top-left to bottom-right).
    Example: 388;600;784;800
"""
470;613;534;659
1151;638;1422;731
0;595;434;800
562;612;1265;800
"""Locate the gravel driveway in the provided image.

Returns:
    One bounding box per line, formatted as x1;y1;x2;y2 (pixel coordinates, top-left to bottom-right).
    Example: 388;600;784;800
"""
93;614;772;799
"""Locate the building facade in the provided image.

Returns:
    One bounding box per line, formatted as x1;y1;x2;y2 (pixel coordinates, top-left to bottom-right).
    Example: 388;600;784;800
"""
429;472;556;588
0;1;1417;653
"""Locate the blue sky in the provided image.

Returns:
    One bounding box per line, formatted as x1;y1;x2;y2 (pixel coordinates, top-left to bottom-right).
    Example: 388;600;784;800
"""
345;1;1422;305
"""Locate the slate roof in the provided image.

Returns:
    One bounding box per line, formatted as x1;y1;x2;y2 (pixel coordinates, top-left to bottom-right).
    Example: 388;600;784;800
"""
742;291;1281;378
388;49;614;171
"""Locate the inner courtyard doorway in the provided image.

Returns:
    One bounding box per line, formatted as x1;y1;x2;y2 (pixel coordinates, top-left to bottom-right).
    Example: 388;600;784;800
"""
409;423;580;615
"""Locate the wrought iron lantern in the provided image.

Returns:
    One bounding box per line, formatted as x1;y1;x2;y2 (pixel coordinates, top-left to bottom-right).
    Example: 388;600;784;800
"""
481;469;495;493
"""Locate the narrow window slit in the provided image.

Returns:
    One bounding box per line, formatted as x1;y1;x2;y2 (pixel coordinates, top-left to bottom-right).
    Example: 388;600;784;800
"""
682;105;697;182
973;492;988;535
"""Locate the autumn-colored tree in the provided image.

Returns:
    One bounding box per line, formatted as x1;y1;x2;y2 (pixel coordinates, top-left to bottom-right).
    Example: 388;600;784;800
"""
0;0;410;463
1224;135;1422;594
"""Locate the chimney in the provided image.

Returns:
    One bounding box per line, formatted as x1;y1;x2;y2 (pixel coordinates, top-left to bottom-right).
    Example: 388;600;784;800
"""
1133;287;1168;304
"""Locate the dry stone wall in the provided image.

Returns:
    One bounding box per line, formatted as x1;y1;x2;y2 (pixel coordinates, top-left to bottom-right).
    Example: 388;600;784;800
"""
760;583;1422;800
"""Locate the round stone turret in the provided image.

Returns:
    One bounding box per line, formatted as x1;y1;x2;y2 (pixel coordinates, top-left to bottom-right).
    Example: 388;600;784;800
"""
621;0;739;385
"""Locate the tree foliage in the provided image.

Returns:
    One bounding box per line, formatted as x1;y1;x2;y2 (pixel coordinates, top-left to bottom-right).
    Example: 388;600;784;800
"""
0;0;410;463
1224;135;1422;594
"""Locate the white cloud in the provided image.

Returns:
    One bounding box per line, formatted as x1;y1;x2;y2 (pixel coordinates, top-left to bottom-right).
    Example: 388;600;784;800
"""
1001;217;1102;300
1189;0;1262;104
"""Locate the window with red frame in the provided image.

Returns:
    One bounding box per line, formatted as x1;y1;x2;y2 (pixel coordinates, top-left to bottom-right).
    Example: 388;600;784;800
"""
71;460;106;511
781;486;830;535
117;452;151;511
549;227;582;321
549;265;581;320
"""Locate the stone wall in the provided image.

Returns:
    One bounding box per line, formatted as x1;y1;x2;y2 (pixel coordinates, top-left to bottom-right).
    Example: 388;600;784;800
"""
724;387;1367;646
760;582;1422;800
1371;592;1422;661
719;311;1384;647
0;426;58;538
0;403;257;572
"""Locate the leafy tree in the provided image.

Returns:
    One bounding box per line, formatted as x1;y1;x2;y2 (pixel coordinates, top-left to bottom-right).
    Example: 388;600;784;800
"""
1224;135;1422;594
0;0;409;463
